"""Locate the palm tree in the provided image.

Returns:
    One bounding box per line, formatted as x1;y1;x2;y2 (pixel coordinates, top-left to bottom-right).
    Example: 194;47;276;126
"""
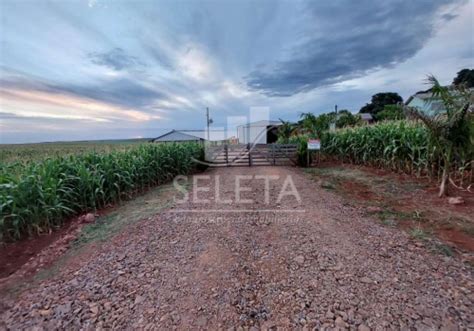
298;112;318;134
404;75;472;197
277;119;295;143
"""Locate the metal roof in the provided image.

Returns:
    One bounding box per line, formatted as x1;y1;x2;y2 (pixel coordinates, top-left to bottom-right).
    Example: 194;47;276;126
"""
152;130;227;142
359;113;373;120
152;130;204;142
237;120;282;128
178;130;226;141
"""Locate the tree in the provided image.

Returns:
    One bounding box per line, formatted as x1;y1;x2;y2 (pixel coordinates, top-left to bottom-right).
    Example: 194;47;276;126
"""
297;112;335;137
359;92;403;116
404;75;472;197
298;112;318;134
453;68;474;88
313;113;334;136
359;103;375;114
277;119;295;143
375;104;406;121
297;110;361;135
336;110;361;128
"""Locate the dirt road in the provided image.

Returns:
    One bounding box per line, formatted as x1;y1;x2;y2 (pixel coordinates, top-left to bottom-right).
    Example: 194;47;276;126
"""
1;166;472;329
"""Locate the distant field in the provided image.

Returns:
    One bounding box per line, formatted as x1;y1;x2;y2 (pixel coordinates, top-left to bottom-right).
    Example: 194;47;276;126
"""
0;139;151;163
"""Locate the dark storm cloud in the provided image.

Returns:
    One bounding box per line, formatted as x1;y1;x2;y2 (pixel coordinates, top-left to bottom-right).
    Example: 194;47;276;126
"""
246;0;465;96
88;48;143;71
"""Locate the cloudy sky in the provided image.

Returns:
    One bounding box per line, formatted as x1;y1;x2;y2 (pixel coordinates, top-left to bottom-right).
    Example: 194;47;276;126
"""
0;0;473;143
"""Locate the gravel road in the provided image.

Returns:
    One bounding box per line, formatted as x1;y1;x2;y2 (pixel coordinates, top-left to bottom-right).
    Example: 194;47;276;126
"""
1;166;473;330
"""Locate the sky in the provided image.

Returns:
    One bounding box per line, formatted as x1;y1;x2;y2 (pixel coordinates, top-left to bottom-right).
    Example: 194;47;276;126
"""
0;0;473;144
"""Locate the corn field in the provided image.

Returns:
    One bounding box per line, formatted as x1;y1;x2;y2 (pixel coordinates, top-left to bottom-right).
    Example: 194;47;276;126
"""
0;139;147;163
0;142;203;242
322;120;473;185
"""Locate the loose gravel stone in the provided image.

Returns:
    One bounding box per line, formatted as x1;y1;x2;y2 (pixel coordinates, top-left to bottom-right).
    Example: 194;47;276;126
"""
0;166;472;329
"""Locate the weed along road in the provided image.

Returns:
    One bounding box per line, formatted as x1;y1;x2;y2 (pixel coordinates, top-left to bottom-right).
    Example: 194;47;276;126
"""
1;166;472;329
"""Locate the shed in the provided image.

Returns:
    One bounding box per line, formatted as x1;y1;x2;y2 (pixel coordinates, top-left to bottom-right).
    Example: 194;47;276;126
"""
405;87;473;116
359;113;374;124
405;90;445;116
236;120;281;145
152;130;204;143
151;130;226;143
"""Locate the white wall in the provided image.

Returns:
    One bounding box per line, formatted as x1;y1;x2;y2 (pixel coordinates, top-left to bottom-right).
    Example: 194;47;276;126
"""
237;126;245;144
237;124;267;144
249;126;267;144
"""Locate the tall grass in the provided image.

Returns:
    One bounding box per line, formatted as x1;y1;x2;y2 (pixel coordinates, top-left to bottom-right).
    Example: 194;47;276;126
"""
322;120;473;183
0;142;203;242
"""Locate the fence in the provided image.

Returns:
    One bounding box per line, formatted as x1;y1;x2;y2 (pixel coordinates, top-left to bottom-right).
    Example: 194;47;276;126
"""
205;144;298;166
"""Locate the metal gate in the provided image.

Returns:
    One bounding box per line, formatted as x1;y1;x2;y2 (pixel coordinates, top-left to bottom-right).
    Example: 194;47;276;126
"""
205;144;298;167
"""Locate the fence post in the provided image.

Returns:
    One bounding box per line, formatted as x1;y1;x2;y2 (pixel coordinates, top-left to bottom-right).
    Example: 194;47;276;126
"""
247;143;252;166
225;144;229;166
272;144;276;165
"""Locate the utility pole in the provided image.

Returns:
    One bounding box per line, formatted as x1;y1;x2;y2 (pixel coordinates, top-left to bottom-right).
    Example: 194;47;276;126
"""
330;104;338;133
206;107;209;141
206;107;213;141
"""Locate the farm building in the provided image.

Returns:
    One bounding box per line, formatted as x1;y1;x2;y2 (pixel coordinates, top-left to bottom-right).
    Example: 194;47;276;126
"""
237;120;281;145
405;87;474;116
151;130;227;143
359;113;374;124
405;90;446;116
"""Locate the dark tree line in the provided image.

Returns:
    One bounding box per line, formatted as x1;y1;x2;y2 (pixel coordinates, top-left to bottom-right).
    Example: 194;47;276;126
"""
359;92;403;115
453;68;474;88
